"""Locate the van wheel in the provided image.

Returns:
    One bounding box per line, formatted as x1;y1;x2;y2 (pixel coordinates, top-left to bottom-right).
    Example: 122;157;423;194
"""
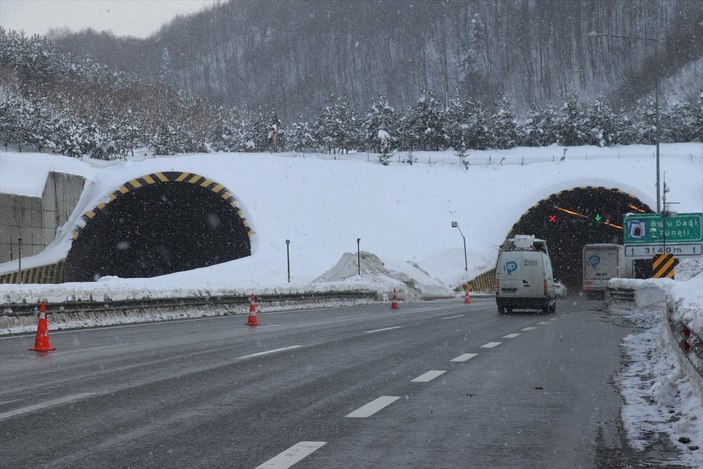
542;303;550;314
549;302;556;314
497;305;505;314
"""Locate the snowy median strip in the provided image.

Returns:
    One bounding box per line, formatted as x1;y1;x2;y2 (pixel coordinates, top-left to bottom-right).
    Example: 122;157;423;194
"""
255;441;326;469
346;396;400;418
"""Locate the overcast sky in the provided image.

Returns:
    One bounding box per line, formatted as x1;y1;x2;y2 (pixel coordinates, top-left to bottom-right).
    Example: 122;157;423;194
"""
0;0;219;39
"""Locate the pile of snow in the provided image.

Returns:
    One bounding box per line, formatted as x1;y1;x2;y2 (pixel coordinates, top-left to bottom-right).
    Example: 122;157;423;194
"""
670;258;703;334
313;250;453;300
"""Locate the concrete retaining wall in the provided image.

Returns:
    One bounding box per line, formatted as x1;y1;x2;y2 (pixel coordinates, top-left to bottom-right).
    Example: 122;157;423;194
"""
0;172;84;265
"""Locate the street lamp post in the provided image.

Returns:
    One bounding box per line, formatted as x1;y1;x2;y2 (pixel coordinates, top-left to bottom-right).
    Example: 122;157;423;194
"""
356;238;361;275
451;221;468;271
17;237;23;283
587;31;661;213
285;239;291;283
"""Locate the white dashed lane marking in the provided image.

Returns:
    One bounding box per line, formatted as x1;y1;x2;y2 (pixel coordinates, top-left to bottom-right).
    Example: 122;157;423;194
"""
411;370;447;383
450;353;478;363
441;315;465;320
0;393;94;421
502;333;521;339
521;326;537;331
237;345;302;360
255;441;327;469
538;321;551;325
346;396;400;418
364;326;403;334
481;341;502;349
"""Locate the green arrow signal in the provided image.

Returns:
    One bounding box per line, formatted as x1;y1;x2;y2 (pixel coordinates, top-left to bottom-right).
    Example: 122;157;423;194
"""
594;214;602;222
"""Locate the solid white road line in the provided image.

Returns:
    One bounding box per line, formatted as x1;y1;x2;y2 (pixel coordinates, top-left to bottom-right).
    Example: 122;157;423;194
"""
441;315;465;320
521;326;537;331
237;345;302;360
502;333;521;339
411;370;447;383
364;326;403;334
481;341;502;349
450;353;478;363
346;396;400;418
0;392;94;421
255;441;327;469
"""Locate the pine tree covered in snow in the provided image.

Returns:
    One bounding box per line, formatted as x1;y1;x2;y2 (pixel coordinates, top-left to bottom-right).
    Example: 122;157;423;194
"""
489;95;521;149
399;91;447;151
286;116;317;152
521;105;559;147
363;95;397;153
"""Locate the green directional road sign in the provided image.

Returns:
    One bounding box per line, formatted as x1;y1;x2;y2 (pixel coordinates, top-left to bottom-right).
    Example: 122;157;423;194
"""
623;213;703;244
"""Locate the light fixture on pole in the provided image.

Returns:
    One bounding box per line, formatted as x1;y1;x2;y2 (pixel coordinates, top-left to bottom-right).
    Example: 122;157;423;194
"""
587;31;661;213
451;221;468;271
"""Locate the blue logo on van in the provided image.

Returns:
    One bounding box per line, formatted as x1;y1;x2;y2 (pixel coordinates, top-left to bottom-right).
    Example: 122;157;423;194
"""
587;255;600;268
504;261;518;275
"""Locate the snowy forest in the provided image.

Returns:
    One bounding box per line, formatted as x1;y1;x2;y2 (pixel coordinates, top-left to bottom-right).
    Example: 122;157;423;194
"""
50;0;703;121
0;25;701;162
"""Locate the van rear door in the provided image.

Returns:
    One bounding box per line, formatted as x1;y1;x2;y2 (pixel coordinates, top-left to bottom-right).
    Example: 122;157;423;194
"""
518;253;546;297
498;252;523;297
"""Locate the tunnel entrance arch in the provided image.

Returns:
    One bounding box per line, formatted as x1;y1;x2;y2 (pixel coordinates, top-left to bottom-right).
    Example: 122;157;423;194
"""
499;186;653;291
65;172;252;282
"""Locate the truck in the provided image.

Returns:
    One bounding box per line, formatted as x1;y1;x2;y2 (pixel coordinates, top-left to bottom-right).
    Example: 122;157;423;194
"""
582;243;631;298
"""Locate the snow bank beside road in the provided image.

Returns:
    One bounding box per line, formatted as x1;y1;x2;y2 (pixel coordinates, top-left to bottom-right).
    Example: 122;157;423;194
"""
609;259;703;466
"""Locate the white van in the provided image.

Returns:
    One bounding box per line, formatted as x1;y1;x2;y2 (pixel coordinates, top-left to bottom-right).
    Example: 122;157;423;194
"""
495;235;556;314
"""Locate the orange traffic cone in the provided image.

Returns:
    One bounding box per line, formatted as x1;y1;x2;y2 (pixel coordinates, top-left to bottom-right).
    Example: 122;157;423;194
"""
464;290;472;304
391;289;399;310
246;293;259;326
29;300;55;352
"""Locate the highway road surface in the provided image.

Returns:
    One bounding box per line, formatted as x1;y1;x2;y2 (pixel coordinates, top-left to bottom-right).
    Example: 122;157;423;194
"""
1;297;648;468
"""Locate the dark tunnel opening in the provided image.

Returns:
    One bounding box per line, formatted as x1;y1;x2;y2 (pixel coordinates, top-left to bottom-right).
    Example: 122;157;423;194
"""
505;187;653;291
65;182;251;282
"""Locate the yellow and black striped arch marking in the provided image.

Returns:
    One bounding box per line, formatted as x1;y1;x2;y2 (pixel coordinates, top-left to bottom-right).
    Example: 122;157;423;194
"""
72;172;253;240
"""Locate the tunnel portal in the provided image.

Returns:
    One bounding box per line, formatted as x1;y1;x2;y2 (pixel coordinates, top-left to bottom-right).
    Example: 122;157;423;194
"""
504;187;653;290
65;173;252;282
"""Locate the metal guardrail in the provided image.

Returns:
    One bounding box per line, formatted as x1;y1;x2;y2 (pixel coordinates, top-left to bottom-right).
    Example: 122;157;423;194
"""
0;291;378;318
669;307;703;378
